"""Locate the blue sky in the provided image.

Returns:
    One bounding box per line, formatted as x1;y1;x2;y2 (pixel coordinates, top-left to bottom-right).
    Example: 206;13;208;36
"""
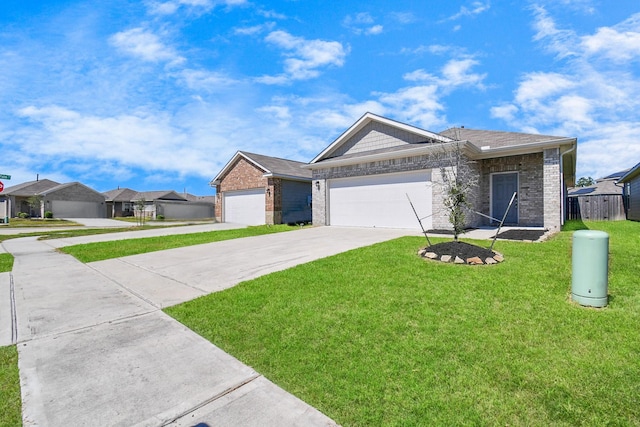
1;0;639;196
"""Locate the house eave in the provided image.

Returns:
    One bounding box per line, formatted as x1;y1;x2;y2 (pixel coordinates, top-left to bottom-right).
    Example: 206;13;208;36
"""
303;141;478;169
618;162;640;183
262;173;312;182
470;137;577;159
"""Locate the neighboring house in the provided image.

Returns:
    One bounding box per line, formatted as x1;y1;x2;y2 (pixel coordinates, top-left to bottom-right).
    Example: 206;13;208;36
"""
0;179;106;218
104;187;139;217
103;189;215;219
210;151;312;225
304;112;577;231
618;162;640;221
567;170;627;221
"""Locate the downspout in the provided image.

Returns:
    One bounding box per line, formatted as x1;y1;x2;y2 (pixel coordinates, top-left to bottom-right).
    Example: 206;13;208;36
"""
560;143;577;226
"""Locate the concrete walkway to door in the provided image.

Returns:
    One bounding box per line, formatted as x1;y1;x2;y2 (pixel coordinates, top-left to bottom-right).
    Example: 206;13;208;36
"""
5;226;416;426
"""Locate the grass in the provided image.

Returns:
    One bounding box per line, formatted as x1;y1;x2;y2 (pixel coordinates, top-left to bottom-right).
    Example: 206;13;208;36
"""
1;218;81;227
0;254;13;273
60;224;300;262
0;346;21;427
166;221;640;426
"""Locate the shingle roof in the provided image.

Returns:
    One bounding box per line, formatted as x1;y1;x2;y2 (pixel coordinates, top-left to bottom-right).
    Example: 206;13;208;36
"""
439;128;569;149
132;191;187;201
568;179;623;196
1;179;61;196
103;188;140;202
240;151;312;179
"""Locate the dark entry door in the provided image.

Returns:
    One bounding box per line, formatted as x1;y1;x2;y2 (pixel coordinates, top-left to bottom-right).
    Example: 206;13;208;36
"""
492;173;518;225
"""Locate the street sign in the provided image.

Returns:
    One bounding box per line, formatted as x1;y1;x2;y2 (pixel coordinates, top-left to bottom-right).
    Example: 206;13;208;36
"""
0;181;3;192
0;174;10;179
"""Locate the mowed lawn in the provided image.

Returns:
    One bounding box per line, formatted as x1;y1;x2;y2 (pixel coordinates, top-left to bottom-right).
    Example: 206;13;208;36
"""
166;221;640;426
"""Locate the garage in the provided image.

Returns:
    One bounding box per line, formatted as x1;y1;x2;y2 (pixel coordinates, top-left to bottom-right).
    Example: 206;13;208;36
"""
51;201;104;218
328;171;432;230
223;188;266;225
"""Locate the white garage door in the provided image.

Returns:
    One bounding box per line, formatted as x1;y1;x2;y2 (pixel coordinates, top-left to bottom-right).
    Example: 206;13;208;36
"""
328;171;432;230
223;188;266;225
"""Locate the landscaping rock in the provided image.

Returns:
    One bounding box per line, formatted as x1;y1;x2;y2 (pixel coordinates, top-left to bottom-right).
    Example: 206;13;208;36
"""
441;255;452;262
485;257;497;265
454;256;465;264
466;256;483;265
493;253;504;262
424;252;438;259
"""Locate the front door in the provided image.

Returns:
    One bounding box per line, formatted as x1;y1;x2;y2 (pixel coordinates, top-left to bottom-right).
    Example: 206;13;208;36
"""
492;173;518;225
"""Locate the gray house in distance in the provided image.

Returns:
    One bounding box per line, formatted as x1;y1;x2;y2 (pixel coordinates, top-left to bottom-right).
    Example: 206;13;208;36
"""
103;188;215;219
618;162;640;221
0;179;106;218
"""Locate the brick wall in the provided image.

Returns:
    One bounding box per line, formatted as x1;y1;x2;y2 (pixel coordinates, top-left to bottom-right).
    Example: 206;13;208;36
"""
215;157;267;222
479;153;544;227
543;148;561;230
311;150;481;229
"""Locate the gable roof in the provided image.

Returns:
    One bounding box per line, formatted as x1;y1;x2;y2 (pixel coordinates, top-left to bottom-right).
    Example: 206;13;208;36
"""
103;188;140;202
132;190;187;202
2;179;60;196
439;128;571;151
618;162;640;183
309;112;454;164
40;181;104;197
210;151;311;186
568;179;623;197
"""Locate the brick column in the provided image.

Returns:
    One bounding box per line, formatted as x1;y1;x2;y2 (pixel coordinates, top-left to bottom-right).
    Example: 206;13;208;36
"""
543;148;561;230
312;178;327;226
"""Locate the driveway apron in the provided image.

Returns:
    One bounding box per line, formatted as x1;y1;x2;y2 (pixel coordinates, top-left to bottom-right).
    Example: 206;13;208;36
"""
6;226;414;426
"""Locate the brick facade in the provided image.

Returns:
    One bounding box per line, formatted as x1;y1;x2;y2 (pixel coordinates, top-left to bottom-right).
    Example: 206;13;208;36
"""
215;157;268;223
543;148;562;230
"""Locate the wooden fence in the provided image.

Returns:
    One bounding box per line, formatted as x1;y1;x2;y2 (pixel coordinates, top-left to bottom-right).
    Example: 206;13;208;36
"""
566;195;627;221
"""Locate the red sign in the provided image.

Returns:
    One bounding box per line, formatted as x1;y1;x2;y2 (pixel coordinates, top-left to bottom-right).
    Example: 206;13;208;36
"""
0;181;3;192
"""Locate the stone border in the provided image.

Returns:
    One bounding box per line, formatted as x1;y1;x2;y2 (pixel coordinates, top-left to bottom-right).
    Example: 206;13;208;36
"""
417;248;504;265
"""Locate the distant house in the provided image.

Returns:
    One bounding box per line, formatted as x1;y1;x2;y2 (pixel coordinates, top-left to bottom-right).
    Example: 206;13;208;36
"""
567;171;627;221
305;112;577;231
0;179;106;218
210;151;312;225
618;162;640;221
103;189;215;219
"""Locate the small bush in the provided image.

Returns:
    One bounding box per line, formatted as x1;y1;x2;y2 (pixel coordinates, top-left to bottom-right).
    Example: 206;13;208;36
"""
156;214;165;221
18;212;29;219
44;211;53;219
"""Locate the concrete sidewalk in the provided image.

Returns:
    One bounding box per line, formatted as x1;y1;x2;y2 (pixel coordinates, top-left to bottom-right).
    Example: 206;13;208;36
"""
7;226;415;426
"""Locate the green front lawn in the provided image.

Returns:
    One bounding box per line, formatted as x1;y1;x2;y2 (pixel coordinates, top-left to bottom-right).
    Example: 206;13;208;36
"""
0;346;21;427
60;224;300;262
0;254;13;273
166;221;640;426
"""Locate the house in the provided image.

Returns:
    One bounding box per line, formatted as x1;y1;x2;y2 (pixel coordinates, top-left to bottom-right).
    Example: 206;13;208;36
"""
210;151;312;225
304;112;577;231
104;189;215;219
0;179;106;218
618;162;640;221
567;170;627;221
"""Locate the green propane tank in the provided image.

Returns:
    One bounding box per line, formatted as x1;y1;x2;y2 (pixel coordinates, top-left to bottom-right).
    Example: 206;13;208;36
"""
571;230;609;308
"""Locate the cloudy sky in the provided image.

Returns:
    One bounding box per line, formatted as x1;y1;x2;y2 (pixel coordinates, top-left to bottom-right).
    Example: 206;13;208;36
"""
1;0;639;195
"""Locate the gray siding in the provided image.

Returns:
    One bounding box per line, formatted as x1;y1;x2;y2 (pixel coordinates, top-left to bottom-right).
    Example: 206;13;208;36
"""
281;180;312;224
157;200;214;219
628;175;640;221
331;122;430;158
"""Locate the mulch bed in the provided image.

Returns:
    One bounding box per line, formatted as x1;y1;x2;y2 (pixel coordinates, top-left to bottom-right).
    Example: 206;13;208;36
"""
493;229;547;241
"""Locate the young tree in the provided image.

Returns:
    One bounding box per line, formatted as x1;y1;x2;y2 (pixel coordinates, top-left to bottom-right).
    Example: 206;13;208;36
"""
134;198;147;226
27;194;43;218
436;140;479;241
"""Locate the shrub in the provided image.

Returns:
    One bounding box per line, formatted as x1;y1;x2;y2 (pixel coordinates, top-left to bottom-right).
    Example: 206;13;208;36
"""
18;212;29;219
156;214;165;221
44;211;53;219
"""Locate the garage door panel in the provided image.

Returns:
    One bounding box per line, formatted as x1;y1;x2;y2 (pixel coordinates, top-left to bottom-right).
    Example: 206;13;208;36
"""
223;189;265;225
52;201;103;218
329;171;432;230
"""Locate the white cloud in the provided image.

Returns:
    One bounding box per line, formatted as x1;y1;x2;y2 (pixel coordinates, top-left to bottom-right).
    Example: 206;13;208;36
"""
403;58;486;91
109;28;184;64
343;13;384;36
234;22;275;36
261;30;348;82
147;0;246;15
492;6;640;178
581;13;640;62
444;1;490;22
178;69;240;91
391;12;416;24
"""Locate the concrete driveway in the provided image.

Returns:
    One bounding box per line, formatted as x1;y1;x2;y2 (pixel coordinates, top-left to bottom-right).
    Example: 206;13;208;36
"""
5;226;416;426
